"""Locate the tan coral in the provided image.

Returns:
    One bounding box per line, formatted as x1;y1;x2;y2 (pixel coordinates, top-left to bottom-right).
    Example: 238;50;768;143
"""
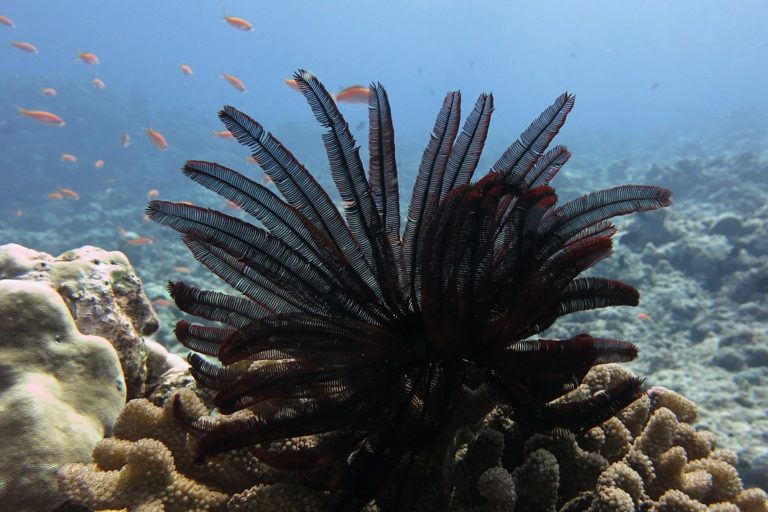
685;457;743;503
511;448;559;512
58;364;768;512
477;467;516;512
735;488;768;512
595;462;646;506
589;487;636;512
112;389;283;493
0;280;125;512
58;438;229;511
674;423;716;461
228;483;327;512
598;417;632;463
635;407;679;458
0;243;159;397
652;489;708;512
647;386;697;424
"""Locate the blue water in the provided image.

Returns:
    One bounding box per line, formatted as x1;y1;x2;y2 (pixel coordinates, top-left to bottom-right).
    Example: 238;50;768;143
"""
4;1;767;150
1;0;767;248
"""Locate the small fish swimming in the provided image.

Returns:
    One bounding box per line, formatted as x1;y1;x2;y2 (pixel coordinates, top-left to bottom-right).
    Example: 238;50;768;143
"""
335;85;370;104
10;40;38;54
60;153;77;162
224;199;242;210
58;188;80;200
152;298;171;307
94;159;105;169
120;132;131;147
125;237;153;246
223;13;253;31
0;15;15;28
41;87;57;96
173;266;191;273
213;129;234;139
284;78;300;92
147;189;160;198
146;125;168;150
221;72;247;93
180;63;193;76
92;77;106;90
17;107;65;126
77;51;99;65
47;191;64;200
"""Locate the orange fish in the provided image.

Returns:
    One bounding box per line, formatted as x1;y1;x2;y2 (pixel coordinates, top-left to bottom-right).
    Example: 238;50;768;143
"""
47;191;64;200
126;237;153;246
60;153;77;162
147;189;160;198
224;199;242;210
77;51;99;65
41;87;57;96
17;107;65;126
180;63;193;76
221;72;246;93
10;40;38;54
58;188;80;200
173;266;191;273
223;13;253;31
284;78;301;92
120;132;131;148
146;125;168;150
335;85;370;104
0;15;15;28
92;77;106;90
152;298;171;307
15;209;22;218
637;312;652;322
94;159;105;169
178;200;194;206
213;129;234;139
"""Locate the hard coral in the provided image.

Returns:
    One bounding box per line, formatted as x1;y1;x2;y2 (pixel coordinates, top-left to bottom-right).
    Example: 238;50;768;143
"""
147;69;671;510
0;280;125;512
58;365;768;511
0;244;158;397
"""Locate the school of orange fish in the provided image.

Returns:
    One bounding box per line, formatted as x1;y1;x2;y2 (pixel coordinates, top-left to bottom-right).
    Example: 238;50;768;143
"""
4;10;375;251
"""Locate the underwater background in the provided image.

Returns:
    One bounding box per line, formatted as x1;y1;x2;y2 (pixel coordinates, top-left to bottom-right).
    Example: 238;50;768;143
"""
2;0;768;504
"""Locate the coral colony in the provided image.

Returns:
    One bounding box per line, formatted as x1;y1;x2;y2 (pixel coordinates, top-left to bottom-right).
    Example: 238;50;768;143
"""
147;70;672;510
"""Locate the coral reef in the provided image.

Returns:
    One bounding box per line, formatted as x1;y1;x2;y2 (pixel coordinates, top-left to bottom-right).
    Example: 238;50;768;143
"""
58;365;768;511
0;243;159;397
0;280;125;512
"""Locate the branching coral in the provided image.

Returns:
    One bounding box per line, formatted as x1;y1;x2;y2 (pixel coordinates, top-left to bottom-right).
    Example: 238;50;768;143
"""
57;365;768;511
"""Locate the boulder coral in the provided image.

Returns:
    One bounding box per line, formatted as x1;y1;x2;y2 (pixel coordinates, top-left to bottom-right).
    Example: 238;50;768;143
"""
0;243;159;397
57;364;768;511
0;279;125;512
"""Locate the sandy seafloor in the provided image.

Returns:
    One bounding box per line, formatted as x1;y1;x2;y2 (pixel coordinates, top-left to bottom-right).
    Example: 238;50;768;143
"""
1;78;767;491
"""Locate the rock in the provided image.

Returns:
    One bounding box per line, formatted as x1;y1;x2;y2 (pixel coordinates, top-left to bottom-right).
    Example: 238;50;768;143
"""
710;348;746;372
0;280;125;512
0;244;159;398
708;213;745;237
144;339;189;394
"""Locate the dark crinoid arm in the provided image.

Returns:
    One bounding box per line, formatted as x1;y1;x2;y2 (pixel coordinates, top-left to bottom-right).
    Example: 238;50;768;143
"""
147;69;671;511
